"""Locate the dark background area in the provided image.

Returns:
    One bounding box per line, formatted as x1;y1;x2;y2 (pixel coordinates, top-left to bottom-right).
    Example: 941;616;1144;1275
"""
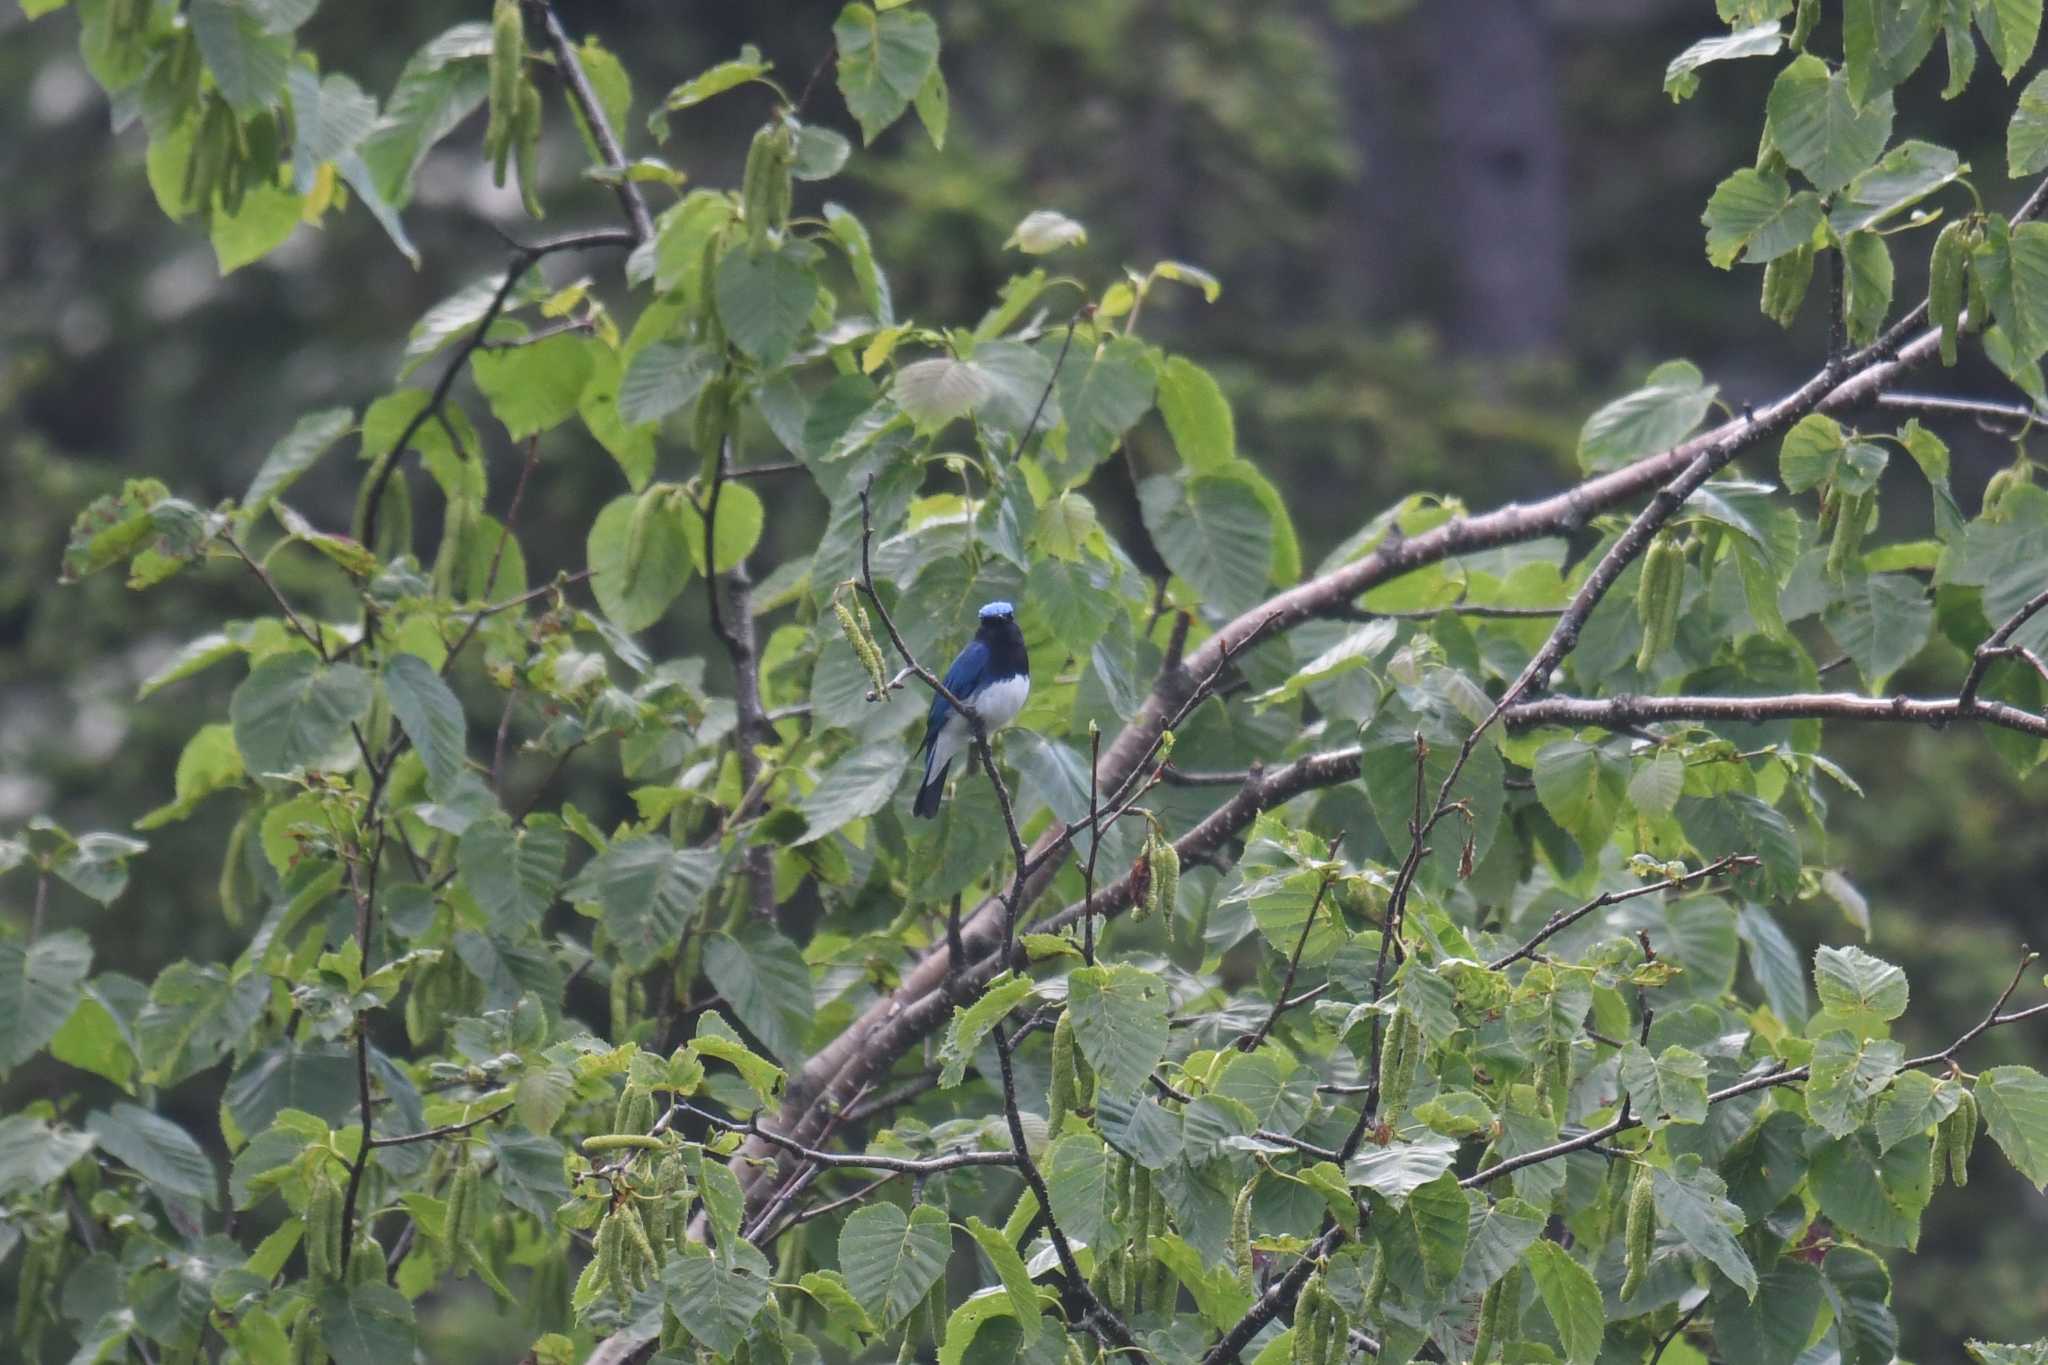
3;0;2046;1355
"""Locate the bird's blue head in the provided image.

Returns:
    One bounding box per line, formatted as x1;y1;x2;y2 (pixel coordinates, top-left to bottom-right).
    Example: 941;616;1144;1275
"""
978;601;1015;621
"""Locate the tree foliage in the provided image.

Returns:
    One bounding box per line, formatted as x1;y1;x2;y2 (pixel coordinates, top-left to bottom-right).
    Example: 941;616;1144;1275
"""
7;1;2048;1364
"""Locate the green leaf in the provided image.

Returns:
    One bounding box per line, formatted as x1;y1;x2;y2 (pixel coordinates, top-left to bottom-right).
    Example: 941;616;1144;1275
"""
796;742;909;844
914;63;949;148
1970;1343;2048;1365
1148;1233;1253;1331
86;1103;217;1208
1043;1132;1111;1249
0;931;91;1073
1651;1157;1757;1297
1619;1042;1710;1130
702;923;813;1065
1065;964;1170;1097
617;339;718;428
1873;1070;1959;1151
315;1284;418;1365
587;491;691;632
456;817;566;932
893;356;996;428
964;1216;1043;1343
1139;473;1272;616
1376;1170;1470;1295
564;836;721;970
1977;0;2044;78
1824;1244;1900;1365
692;1013;784;1108
1665;21;1786;101
661;1248;772;1355
357;25;490;209
939;972;1039;1088
1577;360;1718;473
61;477;170;583
682;481;766;574
1843;0;1940;104
2014;73;2048;176
715;241;818;366
513;1063;573;1134
839;1201;953;1329
1810;1130;1933;1247
211;183;304;275
470;333;595;439
0;1114;96;1198
1532;739;1628;852
1814;944;1910;1019
230;653;375;776
825;203;893;323
1977;1065;2048;1190
1841;229;1894;347
488;1131;572;1218
834;3;941;142
50;976;140;1091
1977;219;2048;360
1702;169;1823;268
1830;140;1962;233
383;653;470;800
1736;903;1810;1027
1824;572;1933;690
1522;1240;1604;1365
1806;1031;1906;1137
663;45;773;110
1049;334;1155;482
1346;1131;1460;1202
1006;209;1088;254
1769;55;1895;193
1679;793;1801;897
1711;1262;1826;1365
244;407;353;522
190;0;291;114
1157;356;1236;472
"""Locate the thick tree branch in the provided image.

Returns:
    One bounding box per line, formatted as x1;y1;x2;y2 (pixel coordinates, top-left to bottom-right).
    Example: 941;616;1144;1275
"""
1505;692;2048;742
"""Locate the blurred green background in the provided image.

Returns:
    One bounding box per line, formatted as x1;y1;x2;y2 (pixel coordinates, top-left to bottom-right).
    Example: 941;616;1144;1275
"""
3;0;2045;1357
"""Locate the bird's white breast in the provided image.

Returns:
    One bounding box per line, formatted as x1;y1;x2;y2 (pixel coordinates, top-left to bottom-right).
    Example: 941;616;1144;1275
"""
969;674;1030;731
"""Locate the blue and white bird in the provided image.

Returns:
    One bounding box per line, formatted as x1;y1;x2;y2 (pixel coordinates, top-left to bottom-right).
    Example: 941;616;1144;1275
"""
913;601;1031;819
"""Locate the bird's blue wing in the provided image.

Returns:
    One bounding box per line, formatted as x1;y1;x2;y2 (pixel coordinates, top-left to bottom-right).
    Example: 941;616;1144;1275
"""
921;639;990;753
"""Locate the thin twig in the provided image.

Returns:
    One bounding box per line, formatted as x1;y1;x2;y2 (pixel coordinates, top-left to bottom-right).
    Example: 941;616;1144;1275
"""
221;532;327;659
1239;833;1344;1053
1488;854;1757;970
369;1103;514;1148
526;0;653;241
1506;692;2048;743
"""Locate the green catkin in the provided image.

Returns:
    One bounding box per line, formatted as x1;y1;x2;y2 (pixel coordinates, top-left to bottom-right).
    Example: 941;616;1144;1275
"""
348;1232;384;1287
1361;1248;1388;1324
1148;1181;1172;1311
1049;1010;1079;1134
487;0;523;182
14;1239;51;1344
1826;491;1871;578
1292;1271;1326;1365
306;1175;343;1282
598;1211;630;1309
619;1202;660;1280
1377;1009;1416;1129
1620;1164;1656;1302
289;1310;323;1365
1128;1163;1152;1313
1967;224;1991;333
1634;534;1685;671
610;965;634;1042
1949;1087;1980;1187
1319;1288;1349;1365
1230;1180;1256;1291
659;1306;687;1354
1472;1264;1520;1364
1930;221;1970;364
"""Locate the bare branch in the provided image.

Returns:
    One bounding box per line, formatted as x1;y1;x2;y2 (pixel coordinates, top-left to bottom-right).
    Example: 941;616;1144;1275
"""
526;1;654;241
1488;854;1759;970
1506;692;2048;743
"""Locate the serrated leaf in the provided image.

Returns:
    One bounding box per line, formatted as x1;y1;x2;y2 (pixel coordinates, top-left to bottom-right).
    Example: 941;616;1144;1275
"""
470;334;595;439
384;653;470;800
1577;359;1718;473
1139;473;1272;616
617;339;717;428
1824;572;1933;691
839;1201;952;1329
1767;55;1894;195
1702;169;1823;268
564;836;720;970
834;3;940;143
0;931;92;1074
1347;1131;1460;1202
939;972;1038;1088
715;241;817;366
85;1103;217;1208
964;1216;1043;1342
1977;1065;2048;1190
1523;1240;1604;1365
1065;964;1169;1098
1620;1042;1711;1130
662;1248;773;1355
1806;1031;1906;1137
893;356;995;427
1005;209;1087;254
1830;140;1962;233
795;742;909;844
1665;21;1785;101
1810;1130;1933;1247
1652;1158;1757;1297
1157;355;1236;472
230;653;374;776
1978;0;2044;78
702;924;813;1065
244;408;353;520
1814;944;1910;1019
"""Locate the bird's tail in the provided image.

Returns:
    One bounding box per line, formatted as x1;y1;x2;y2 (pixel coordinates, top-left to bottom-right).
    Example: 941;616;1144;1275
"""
913;758;950;818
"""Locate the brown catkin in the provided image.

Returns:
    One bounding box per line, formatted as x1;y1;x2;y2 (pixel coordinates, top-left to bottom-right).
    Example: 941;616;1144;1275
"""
1620;1164;1655;1302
